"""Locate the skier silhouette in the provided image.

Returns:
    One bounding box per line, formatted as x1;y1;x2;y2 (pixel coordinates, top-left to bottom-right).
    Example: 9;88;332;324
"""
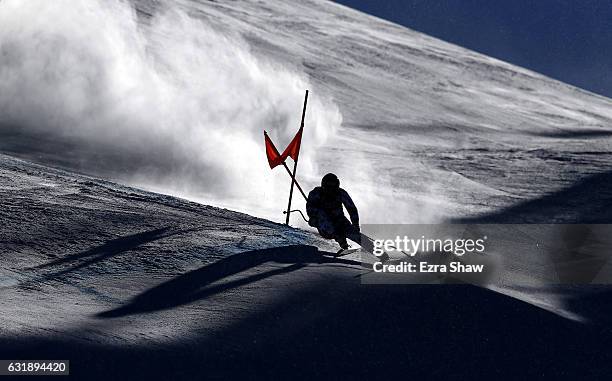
306;173;362;252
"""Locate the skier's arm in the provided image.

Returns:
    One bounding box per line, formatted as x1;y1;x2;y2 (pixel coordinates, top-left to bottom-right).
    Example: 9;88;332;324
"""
306;189;320;226
341;189;359;227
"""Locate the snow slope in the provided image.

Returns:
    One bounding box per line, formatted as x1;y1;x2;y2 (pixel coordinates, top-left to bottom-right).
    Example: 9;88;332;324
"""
0;152;338;349
1;153;612;380
1;0;611;224
1;0;612;378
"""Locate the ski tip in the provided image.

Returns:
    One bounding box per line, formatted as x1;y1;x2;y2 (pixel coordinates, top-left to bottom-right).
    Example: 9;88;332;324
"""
335;248;359;257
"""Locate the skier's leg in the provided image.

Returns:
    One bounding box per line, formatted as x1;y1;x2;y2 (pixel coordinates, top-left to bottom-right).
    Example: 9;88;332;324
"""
335;236;349;250
340;218;365;247
332;217;353;250
345;228;389;261
315;213;337;240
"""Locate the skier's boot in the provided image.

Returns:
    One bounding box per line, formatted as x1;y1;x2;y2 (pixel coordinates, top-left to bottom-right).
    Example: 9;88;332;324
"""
335;238;350;256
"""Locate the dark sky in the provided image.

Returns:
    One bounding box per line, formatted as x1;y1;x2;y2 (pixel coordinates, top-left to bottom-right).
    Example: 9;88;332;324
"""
334;0;612;99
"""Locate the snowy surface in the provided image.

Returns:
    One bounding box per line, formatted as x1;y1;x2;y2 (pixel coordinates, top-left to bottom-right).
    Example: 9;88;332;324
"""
1;0;611;224
0;153;336;338
1;154;611;379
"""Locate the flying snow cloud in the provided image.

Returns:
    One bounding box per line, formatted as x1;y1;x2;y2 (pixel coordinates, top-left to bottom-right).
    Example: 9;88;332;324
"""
0;0;342;219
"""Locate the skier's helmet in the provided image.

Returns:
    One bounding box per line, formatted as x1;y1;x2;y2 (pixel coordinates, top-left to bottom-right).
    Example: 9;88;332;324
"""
321;173;340;191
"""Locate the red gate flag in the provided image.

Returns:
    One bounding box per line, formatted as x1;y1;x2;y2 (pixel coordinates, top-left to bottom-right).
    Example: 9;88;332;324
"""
264;126;303;169
264;131;282;168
